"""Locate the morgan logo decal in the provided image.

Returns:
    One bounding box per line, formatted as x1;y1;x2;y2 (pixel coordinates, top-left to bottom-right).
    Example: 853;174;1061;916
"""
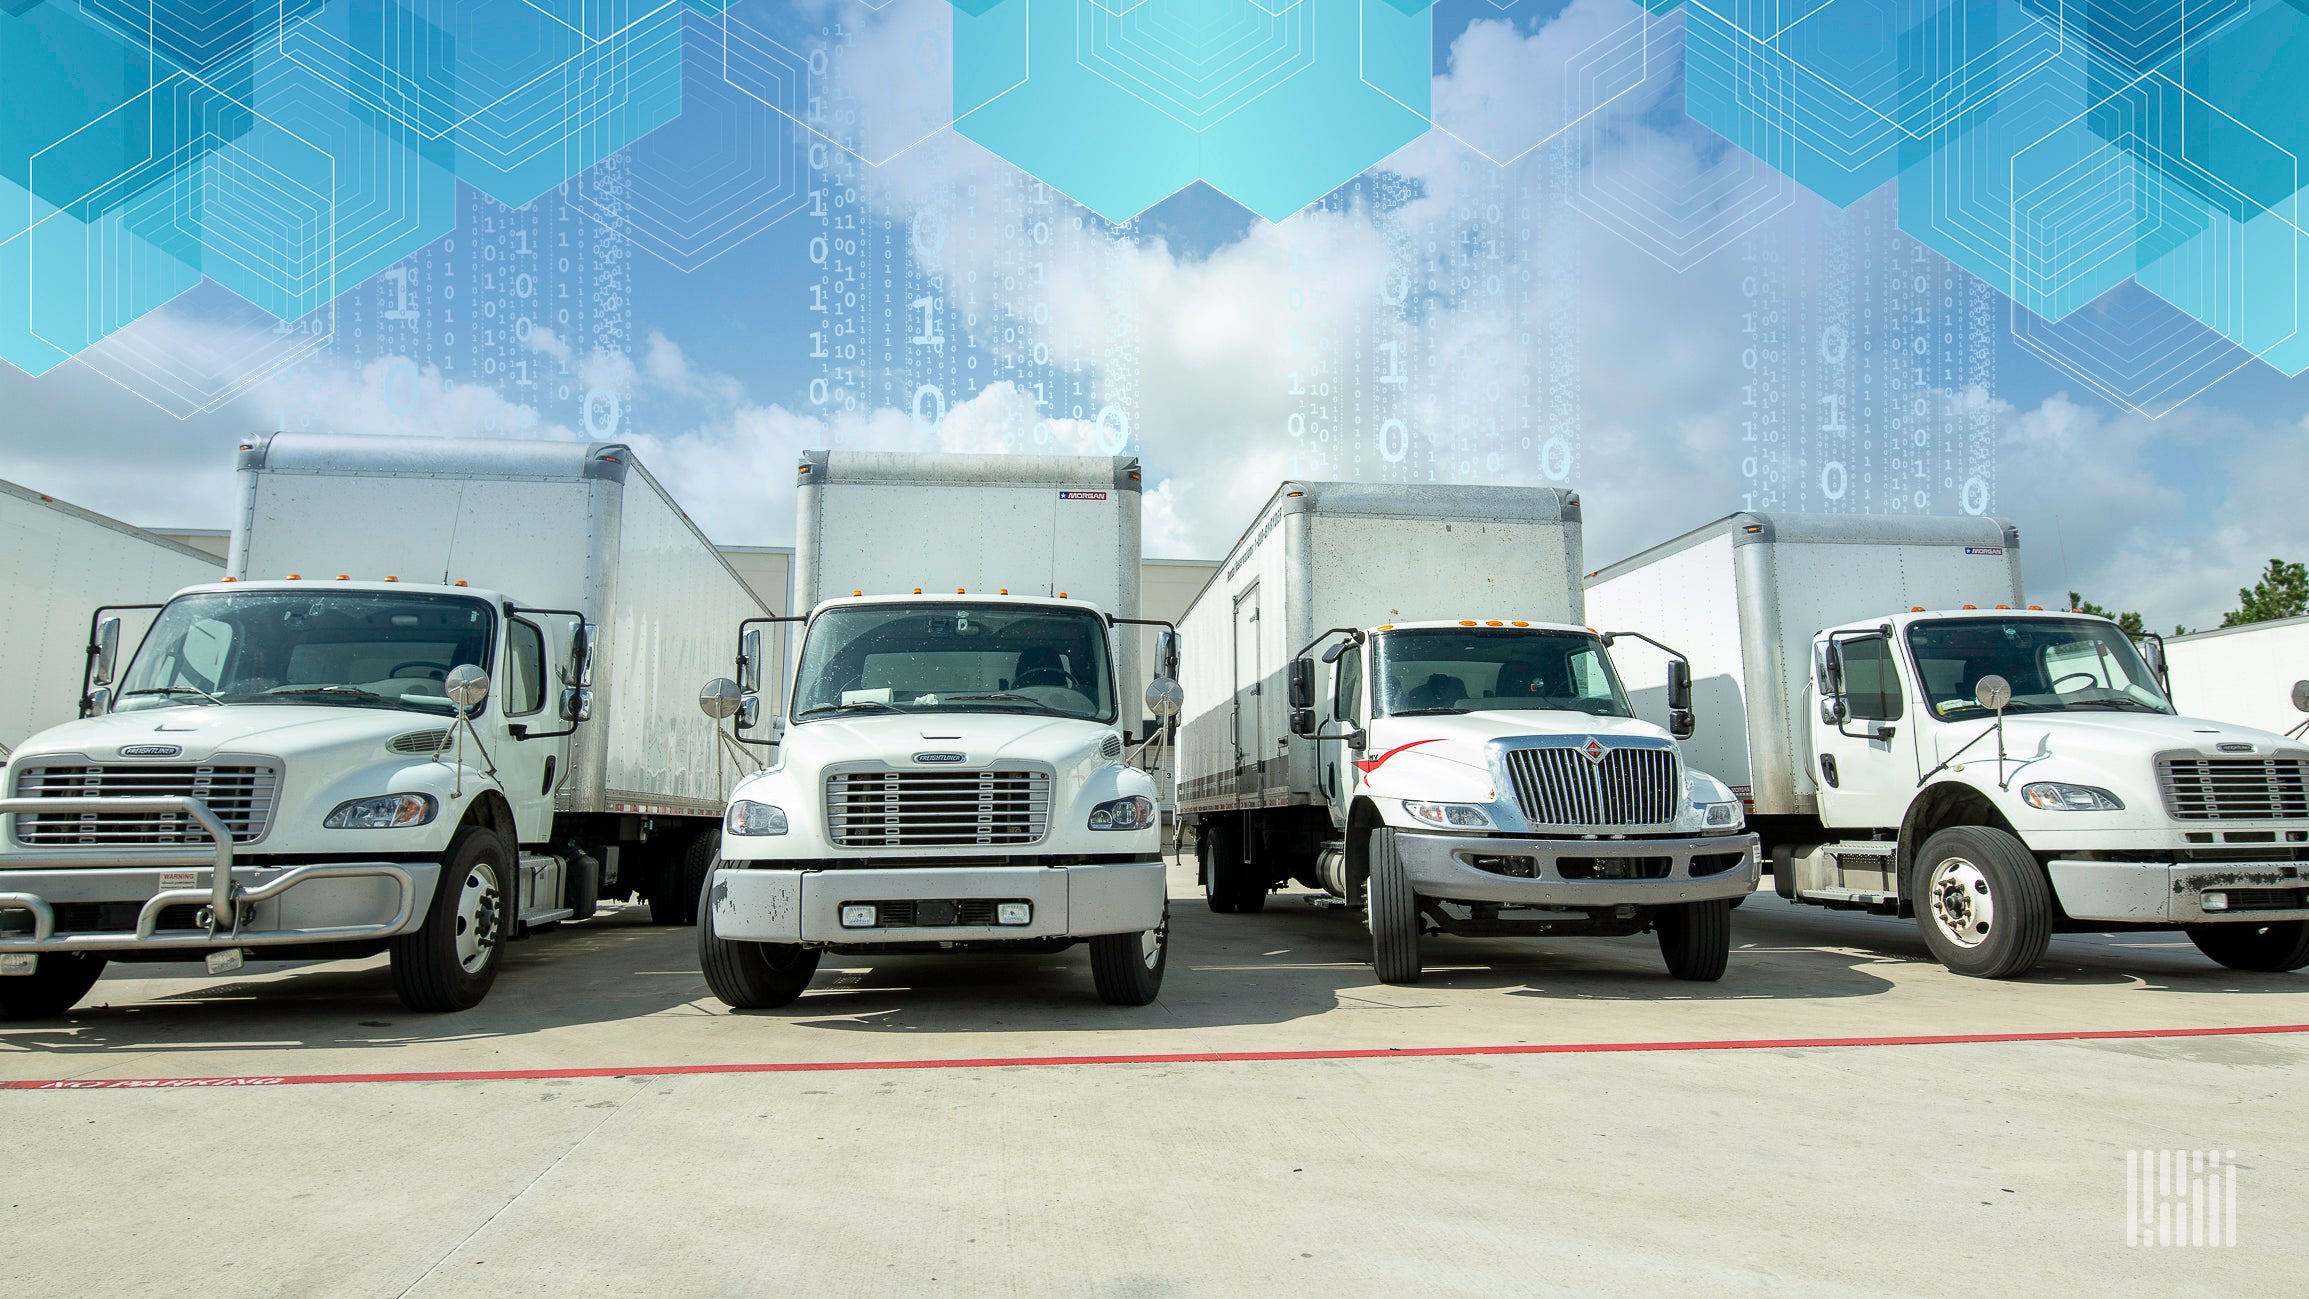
120;745;182;757
913;752;966;764
1580;737;1609;764
1354;738;1443;776
1058;490;1108;501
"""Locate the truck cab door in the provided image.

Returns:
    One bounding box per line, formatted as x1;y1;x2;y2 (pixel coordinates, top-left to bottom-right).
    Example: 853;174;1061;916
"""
1810;632;1919;833
1322;644;1365;830
493;616;561;843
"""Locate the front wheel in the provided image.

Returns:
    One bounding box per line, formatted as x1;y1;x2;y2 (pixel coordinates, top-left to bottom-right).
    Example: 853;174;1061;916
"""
392;826;512;1012
1367;827;1422;984
1912;825;2052;979
1655;899;1732;981
2186;921;2309;972
698;866;821;1009
0;953;107;1021
1089;905;1168;1005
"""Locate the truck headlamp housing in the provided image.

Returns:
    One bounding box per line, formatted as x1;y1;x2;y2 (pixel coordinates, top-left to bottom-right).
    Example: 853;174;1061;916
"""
1088;795;1153;831
1405;801;1495;830
323;793;438;829
2020;782;2125;812
1701;800;1742;829
727;799;789;835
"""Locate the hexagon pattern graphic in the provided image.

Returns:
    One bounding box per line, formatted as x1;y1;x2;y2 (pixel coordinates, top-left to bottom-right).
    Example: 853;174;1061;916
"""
4;0;2309;417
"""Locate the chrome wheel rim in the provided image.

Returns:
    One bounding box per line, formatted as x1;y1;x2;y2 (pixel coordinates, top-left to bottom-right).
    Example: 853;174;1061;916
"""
454;860;503;973
1927;856;1994;949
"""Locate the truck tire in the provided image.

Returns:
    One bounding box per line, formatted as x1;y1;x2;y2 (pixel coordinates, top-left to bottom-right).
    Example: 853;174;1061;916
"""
392;826;512;1012
1655;899;1732;981
698;869;821;1009
1089;904;1169;1006
648;830;717;927
1912;825;2052;979
2185;921;2309;972
1367;827;1422;984
0;953;107;1021
1201;819;1265;914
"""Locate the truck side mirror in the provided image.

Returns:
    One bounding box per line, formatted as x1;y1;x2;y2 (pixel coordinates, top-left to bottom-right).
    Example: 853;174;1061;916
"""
1156;628;1180;680
1666;659;1692;712
2292;680;2309;714
445;665;490;716
1287;657;1315;710
699;677;742;720
1669;708;1696;739
737;627;763;696
560;687;593;723
1146;677;1183;719
1289;707;1317;737
91;616;121;686
560;621;596;687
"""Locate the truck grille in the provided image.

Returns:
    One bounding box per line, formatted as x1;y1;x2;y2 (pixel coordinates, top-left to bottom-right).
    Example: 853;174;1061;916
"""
2158;758;2309;821
1502;744;1678;828
824;770;1051;848
9;762;281;845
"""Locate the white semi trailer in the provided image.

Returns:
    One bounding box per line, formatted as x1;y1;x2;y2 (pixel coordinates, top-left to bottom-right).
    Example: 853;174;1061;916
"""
1174;482;1759;984
1587;512;2309;977
0;434;764;1019
2164;617;2309;739
696;451;1177;1008
0;479;219;755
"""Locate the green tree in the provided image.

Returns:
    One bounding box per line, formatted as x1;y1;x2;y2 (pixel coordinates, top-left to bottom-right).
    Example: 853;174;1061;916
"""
2221;559;2309;628
2068;591;2146;637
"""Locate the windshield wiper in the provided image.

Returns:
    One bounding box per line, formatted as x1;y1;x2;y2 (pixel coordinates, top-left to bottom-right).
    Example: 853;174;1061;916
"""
119;685;224;706
797;700;903;717
1384;707;1467;717
2059;698;2167;713
942;693;1046;705
266;685;396;708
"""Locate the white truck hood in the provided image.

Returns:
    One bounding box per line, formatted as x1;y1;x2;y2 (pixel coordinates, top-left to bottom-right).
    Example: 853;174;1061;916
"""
1929;711;2304;767
780;711;1120;775
6;704;452;766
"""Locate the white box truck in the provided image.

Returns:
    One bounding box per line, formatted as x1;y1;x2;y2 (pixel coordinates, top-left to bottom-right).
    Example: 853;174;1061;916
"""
2165;617;2309;739
1;479;221;756
696;451;1177;1008
0;434;766;1019
1174;481;1760;984
1587;512;2309;977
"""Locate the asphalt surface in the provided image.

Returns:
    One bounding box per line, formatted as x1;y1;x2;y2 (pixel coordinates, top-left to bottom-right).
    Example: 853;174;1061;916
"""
5;858;2304;1296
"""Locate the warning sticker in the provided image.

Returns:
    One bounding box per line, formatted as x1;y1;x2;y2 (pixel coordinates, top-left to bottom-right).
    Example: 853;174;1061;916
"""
1963;546;2004;556
159;872;198;890
1059;490;1108;501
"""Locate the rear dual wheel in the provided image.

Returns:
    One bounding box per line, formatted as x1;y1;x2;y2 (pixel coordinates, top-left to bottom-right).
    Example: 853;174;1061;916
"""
647;830;718;926
1200;820;1266;914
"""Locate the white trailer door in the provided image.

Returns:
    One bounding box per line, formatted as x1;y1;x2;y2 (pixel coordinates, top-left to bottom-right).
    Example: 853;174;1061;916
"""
1234;586;1263;793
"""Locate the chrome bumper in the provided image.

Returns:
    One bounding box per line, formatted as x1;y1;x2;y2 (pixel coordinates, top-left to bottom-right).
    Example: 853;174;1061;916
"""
1395;830;1761;907
0;795;425;955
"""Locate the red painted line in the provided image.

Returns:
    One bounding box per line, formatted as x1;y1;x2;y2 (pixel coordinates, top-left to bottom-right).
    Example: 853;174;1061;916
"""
7;1022;2307;1091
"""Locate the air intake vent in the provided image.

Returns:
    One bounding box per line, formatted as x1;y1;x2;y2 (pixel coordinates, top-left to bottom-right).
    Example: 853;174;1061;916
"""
10;762;281;845
1502;743;1678;828
1101;733;1124;760
825;769;1052;848
2158;757;2309;820
388;730;450;756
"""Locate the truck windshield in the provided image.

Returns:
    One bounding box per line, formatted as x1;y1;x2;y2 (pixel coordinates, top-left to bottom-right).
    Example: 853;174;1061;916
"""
1906;617;2174;719
115;591;496;716
792;604;1117;724
1374;628;1632;719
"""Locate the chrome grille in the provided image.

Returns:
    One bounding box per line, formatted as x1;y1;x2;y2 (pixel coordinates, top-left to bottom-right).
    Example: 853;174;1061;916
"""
1502;745;1678;828
2158;757;2309;821
10;762;281;845
825;769;1051;848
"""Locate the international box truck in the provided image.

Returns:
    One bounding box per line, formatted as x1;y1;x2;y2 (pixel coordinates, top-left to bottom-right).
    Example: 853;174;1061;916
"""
2164;617;2309;739
696;451;1178;1008
1586;512;2309;977
1173;481;1760;984
1;479;220;755
0;434;765;1019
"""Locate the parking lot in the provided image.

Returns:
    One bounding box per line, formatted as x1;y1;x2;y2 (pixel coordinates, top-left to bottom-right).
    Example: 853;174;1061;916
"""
6;855;2306;1296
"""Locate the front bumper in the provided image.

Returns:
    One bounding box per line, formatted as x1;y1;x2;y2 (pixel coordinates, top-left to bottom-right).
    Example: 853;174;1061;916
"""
2048;859;2309;924
707;859;1166;944
1395;831;1760;907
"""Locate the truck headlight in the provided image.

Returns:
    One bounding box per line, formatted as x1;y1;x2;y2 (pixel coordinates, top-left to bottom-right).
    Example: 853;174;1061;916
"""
1088;795;1153;831
1405;801;1495;830
727;799;789;835
1701;800;1742;829
324;793;437;829
2020;782;2125;812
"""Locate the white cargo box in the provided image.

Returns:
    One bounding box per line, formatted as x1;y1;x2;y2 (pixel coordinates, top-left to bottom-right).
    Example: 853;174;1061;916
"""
2164;616;2309;738
1584;512;2023;816
1173;481;1584;815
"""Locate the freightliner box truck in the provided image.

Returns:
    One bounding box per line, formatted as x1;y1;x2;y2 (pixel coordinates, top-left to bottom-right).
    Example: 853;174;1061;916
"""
1174;481;1760;984
1;479;220;755
696;452;1178;1008
0;434;764;1018
1587;512;2309;977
